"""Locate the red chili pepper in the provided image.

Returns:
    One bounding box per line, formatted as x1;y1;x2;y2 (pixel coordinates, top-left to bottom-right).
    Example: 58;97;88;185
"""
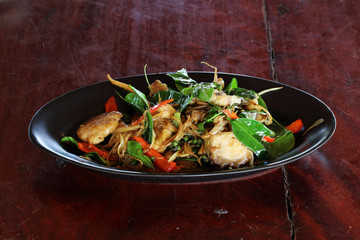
133;136;176;172
78;142;110;160
105;96;118;112
262;136;275;143
222;109;239;119
131;99;174;125
286;119;304;133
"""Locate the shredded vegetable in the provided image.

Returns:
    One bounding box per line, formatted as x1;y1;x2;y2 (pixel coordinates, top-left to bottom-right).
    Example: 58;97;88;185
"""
61;65;302;172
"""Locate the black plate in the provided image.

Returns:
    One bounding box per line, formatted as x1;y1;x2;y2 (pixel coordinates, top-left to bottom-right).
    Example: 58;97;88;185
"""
28;72;336;183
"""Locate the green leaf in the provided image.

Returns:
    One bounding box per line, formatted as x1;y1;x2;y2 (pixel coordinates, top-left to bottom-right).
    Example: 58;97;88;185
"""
197;122;206;132
229;119;270;160
231;88;257;100
180;87;194;96
142;111;153;144
181;82;219;102
233;118;275;141
194;82;217;101
61;136;79;148
224;78;238;94
257;94;268;110
197;107;222;131
126;141;144;157
263;119;295;158
61;137;108;164
168;68;220;102
125;92;148;113
129;85;150;109
149;88;192;112
230;118;295;159
167;68;197;91
84;152;107;165
126;141;154;170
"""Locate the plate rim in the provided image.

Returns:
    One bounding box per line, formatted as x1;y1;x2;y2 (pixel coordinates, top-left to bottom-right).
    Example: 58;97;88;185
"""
28;71;337;183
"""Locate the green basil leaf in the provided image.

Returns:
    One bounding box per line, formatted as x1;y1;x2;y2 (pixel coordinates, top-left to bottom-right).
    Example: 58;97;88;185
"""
231;88;257;100
84;152;107;165
205;107;222;121
142;111;153;144
129;85;150;109
126;141;144;158
168;68;220;102
224;78;238;94
167;68;197;91
125;92;148;113
150;88;192;112
61;137;108;165
61;136;79;148
180;87;194;96
195;82;216;101
181;82;219;102
263;119;295;158
126;141;154;170
233;118;275;141
197;107;222;131
257;94;268;110
197;122;206;132
229;119;270;160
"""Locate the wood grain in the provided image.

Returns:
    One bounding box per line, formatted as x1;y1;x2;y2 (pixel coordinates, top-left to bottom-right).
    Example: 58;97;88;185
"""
266;0;360;239
0;0;293;239
1;0;357;239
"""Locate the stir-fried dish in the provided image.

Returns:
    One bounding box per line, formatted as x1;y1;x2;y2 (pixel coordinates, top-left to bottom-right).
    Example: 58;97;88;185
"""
61;64;303;172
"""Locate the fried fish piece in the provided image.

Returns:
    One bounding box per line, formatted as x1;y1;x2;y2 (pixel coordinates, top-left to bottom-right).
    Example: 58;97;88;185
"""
205;131;253;167
76;111;122;145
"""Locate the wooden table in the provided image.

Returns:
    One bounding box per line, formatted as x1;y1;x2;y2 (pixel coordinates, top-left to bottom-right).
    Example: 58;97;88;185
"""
1;0;358;239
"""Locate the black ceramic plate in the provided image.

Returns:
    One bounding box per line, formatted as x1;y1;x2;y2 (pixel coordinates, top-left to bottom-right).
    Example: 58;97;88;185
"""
28;72;336;183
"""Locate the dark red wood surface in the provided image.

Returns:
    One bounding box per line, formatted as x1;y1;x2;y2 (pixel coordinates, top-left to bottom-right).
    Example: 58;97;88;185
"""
266;1;360;239
0;0;358;239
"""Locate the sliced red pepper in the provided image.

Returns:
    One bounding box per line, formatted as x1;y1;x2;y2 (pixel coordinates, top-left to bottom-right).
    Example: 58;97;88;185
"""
286;119;304;133
131;99;174;125
222;109;239;119
133;136;176;172
133;136;150;150
105;96;118;112
262;136;275;143
78;142;109;160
